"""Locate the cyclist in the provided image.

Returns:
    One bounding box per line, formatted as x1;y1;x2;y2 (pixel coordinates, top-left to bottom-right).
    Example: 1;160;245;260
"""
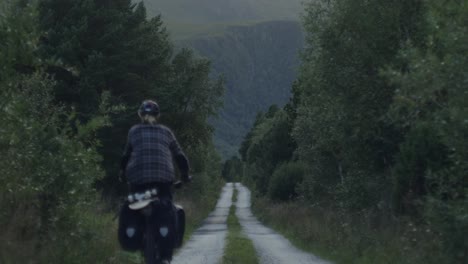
120;99;190;263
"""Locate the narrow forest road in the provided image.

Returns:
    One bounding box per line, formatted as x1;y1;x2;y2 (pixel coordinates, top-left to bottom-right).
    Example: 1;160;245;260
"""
172;182;331;264
172;183;233;264
235;183;331;264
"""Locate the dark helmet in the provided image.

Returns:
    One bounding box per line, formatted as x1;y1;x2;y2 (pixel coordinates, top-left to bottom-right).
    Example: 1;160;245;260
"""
138;100;160;117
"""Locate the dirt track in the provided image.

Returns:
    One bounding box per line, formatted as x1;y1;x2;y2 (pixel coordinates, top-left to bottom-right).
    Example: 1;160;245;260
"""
172;183;233;264
172;182;331;264
235;183;331;264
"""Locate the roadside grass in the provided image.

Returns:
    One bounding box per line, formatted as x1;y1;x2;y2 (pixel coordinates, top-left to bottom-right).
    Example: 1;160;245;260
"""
222;187;259;264
0;201;138;264
0;177;222;263
252;196;448;264
61;210;140;264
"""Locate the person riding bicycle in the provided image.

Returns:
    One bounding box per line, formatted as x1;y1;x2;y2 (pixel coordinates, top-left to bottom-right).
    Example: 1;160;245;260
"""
120;99;190;263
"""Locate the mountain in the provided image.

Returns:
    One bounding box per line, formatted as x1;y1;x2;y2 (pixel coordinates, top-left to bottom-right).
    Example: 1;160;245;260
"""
179;21;304;158
139;0;305;158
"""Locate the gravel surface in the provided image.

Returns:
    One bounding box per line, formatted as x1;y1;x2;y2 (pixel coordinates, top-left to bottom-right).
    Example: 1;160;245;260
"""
172;183;234;264
235;183;331;264
173;182;331;264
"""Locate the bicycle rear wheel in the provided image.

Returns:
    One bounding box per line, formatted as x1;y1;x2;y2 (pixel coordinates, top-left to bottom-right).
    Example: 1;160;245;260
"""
143;217;160;264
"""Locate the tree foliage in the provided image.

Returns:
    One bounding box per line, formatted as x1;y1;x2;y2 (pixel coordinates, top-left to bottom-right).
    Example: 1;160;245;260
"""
292;0;429;210
240;104;296;194
268;162;305;201
222;156;243;182
386;0;468;257
0;2;111;261
35;0;224;195
240;0;467;261
1;0;224;261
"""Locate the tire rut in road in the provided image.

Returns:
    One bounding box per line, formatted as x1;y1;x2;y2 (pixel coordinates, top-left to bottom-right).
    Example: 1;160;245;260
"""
172;183;234;264
235;183;332;264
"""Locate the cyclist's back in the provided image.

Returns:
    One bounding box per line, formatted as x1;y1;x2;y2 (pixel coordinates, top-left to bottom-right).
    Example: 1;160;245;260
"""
124;123;184;185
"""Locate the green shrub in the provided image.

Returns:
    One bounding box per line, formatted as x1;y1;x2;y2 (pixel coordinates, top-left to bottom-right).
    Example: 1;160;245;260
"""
0;72;114;262
387;1;468;261
391;124;448;214
268;162;305;201
222;156;243;182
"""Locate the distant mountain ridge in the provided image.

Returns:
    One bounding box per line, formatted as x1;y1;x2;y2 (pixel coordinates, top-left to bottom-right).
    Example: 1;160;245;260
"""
179;20;304;158
141;0;304;40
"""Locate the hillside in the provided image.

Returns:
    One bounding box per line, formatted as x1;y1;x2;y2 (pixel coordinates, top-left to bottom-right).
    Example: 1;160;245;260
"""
179;21;304;158
140;0;305;158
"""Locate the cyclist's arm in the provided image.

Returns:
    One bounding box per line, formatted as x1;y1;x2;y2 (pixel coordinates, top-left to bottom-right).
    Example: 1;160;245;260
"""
175;153;189;180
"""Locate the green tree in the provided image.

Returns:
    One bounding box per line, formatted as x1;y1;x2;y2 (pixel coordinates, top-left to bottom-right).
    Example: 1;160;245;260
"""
0;2;115;261
268;162;306;201
387;0;468;260
241;105;296;194
37;1;224;195
222;156;243;182
0;0;225;262
160;48;224;172
293;0;427;209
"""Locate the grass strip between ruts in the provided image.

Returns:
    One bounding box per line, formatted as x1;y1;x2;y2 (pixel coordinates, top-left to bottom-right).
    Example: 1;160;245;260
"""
222;186;259;264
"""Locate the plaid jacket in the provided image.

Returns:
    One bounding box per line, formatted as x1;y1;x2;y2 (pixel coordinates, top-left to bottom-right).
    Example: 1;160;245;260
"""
121;124;186;185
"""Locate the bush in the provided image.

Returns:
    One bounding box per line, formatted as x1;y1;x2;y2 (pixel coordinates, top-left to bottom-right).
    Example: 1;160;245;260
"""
268;162;306;201
0;73;114;262
391;123;448;214
222;156;243;182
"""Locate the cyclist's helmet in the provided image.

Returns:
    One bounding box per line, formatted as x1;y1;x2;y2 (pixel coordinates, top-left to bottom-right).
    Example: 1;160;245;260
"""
138;100;160;117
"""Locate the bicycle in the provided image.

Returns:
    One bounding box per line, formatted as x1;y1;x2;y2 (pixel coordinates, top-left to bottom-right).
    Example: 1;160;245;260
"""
119;180;188;264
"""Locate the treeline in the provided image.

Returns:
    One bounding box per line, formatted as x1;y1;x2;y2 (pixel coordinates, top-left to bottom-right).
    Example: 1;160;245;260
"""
0;0;223;262
228;0;467;263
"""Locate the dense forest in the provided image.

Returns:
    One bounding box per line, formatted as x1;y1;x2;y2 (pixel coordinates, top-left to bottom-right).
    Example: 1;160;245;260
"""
227;0;467;263
0;0;223;262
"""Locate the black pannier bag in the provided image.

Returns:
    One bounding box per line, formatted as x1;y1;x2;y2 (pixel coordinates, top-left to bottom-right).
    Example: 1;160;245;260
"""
174;204;185;248
118;202;144;251
118;200;185;251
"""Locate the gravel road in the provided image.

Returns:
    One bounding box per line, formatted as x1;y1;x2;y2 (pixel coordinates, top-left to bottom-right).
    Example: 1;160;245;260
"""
172;182;330;264
235;183;331;264
172;183;234;264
